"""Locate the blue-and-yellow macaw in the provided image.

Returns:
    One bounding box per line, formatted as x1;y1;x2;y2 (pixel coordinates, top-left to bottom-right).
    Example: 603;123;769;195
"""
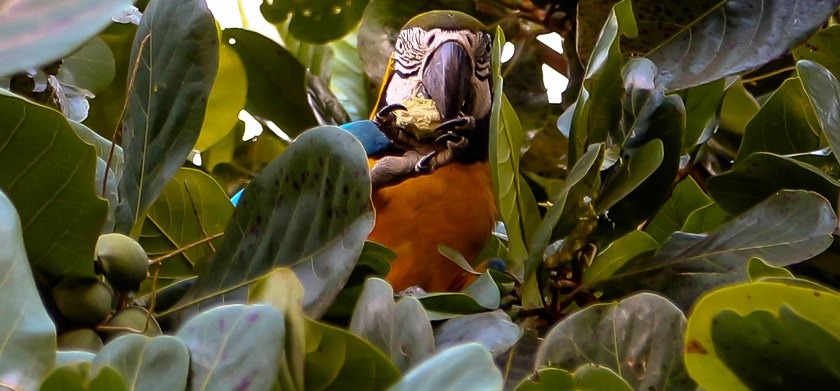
233;11;497;292
364;11;497;292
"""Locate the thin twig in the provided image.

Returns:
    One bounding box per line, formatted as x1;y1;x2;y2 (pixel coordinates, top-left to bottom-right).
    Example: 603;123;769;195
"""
148;232;224;266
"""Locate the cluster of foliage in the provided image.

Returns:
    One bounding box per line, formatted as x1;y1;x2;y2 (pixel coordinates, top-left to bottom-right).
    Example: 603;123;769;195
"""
2;0;840;389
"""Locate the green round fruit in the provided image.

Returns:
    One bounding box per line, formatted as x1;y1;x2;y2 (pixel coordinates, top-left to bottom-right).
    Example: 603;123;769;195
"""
102;307;162;341
57;329;103;352
52;279;113;326
95;233;149;293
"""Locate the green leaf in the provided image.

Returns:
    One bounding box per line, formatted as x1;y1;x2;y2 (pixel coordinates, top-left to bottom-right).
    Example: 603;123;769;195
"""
522;143;603;309
644;176;712;243
708;152;840;215
278;0;370;44
747;257;795;281
736;77;820;161
643;0;840;90
175;304;285;391
0;89;107;281
305;317;400;391
683;79;725;150
329;31;372;121
490;27;540;266
583;230;658;286
601;190;836;309
594;139;663;213
389;344;502;391
391;296;435;371
175;126;373;318
568;0;636;164
719;82;760;134
248;268;307;391
535;293;694;390
606;95;685;234
84;22;137;138
417;271;500;320
517;365;633;391
713;307;840;389
91;335;189;391
139;168;232;289
685;281;840;390
681;202;731;234
116;0;219;233
224;28;318;138
618;58;664;143
56;351;96;366
194;38;247;152
57;37;116;94
798;60;840;168
795;25;840;79
0;0;129;76
39;363;126;391
0;191;56;390
435;311;521;357
349;278;396;354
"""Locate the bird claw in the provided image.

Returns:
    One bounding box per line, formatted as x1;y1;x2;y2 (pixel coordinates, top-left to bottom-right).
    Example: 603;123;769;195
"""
375;103;408;123
415;151;437;173
435;116;475;134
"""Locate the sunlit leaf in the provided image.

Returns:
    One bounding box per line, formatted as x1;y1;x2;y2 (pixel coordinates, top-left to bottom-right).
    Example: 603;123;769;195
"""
583;230;658;286
798;60;840;167
644;176;712;243
194;38;247;152
685;281;840;390
389;344;502;391
435;311;521;357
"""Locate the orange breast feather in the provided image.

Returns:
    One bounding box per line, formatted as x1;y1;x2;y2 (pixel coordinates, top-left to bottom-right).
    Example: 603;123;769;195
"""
368;160;497;292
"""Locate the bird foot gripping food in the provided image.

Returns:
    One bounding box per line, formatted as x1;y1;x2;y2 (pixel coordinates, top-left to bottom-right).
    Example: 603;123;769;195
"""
371;97;475;189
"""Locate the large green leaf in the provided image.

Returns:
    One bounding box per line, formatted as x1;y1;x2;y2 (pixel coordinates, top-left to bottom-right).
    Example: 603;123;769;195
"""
685;281;840;390
736;77;820;161
349;278;395;354
305;317;400;391
175;304;285;390
0;89;107;281
568;0;636;164
535;293;695;390
265;0;370;44
642;0;840;90
116;0;219;233
490;27;540;267
84;22;137;139
708;152;840;215
644;176;712;243
139;168;233;289
798;60;840;167
599;190;836;309
594;139;663;213
0;0;130;76
174;126;373;318
0;191;56;390
91;335;189;391
389;344;502;391
57;37;117;95
223;28;318;138
682;79;725;150
416;271;501;320
719;82;760;134
434;311;521;357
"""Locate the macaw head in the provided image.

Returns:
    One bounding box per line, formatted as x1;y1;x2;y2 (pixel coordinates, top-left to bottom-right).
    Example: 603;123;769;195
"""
380;10;493;125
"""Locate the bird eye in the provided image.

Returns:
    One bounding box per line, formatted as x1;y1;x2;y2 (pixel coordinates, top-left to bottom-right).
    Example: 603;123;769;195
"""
425;32;435;47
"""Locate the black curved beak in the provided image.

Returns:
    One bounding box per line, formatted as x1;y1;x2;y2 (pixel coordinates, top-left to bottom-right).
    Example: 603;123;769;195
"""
422;40;472;120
